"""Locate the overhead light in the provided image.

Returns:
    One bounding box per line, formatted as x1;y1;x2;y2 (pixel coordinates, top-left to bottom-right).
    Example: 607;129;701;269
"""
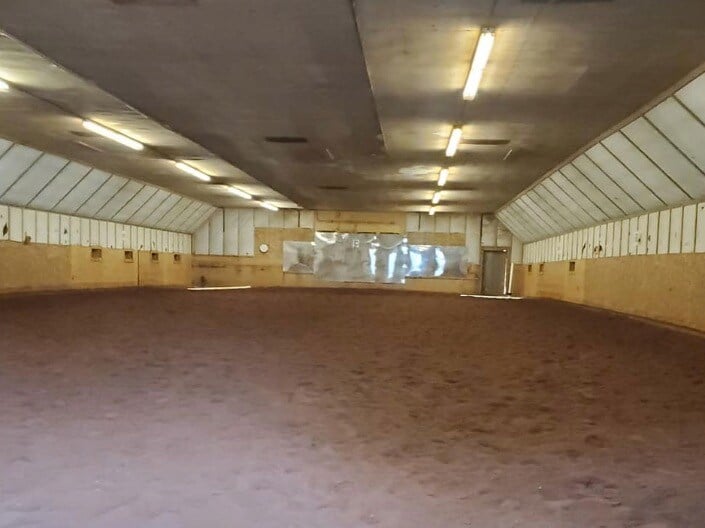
260;201;279;211
429;207;436;216
463;28;495;100
438;168;449;187
175;161;211;182
445;127;463;157
228;186;252;200
432;191;441;205
82;120;144;151
0;78;10;92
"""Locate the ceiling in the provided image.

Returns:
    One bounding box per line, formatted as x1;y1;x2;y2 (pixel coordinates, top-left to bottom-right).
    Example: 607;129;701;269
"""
0;0;705;214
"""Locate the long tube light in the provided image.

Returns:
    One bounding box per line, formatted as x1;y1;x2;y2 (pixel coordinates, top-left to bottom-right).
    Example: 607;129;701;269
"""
438;168;449;187
463;28;495;100
175;161;211;182
0;79;10;92
228;186;252;200
82;120;144;151
445;127;463;157
432;191;441;205
428;206;436;216
260;201;279;211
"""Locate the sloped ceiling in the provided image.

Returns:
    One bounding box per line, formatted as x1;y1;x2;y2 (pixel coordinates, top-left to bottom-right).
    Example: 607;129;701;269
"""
498;68;705;242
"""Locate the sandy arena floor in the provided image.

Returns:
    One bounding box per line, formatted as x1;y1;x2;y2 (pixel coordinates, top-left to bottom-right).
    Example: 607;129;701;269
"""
1;288;705;527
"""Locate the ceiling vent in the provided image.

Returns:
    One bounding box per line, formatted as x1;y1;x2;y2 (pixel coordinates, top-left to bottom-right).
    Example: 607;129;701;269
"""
264;136;309;144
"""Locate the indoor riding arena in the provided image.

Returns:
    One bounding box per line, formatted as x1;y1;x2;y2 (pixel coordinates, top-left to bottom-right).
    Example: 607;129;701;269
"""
1;2;705;527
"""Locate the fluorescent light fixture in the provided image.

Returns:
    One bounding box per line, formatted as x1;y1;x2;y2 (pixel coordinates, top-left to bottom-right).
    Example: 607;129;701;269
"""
175;161;211;182
82;120;144;151
432;191;441;205
428;206;436;216
445;127;463;157
463;28;495;100
0;79;9;92
438;168;449;187
260;201;279;211
229;186;252;200
188;285;252;291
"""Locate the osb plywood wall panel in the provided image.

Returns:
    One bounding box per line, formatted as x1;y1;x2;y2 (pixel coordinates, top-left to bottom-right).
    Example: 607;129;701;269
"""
513;254;705;332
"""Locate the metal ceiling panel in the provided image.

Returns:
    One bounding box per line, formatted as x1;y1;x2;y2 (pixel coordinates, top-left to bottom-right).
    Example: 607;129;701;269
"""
76;175;128;218
542;178;595;226
517;196;557;236
53;168;111;214
533;183;582;230
170;201;202;232
622;117;705;199
573;155;641;215
601;132;688;205
183;204;216;234
144;193;181;227
549;172;606;224
509;203;549;240
646;97;705;172
28;161;92;211
526;189;573;232
0;144;43;196
1;153;68;206
155;197;192;230
559;165;619;219
586;144;663;210
111;185;158;223
128;189;170;225
95;180;143;220
676;72;705;123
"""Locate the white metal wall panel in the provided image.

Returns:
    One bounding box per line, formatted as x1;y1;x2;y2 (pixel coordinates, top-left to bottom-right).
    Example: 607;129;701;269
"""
9;207;22;241
612;221;622;257
150;229;160;251
48;212;61;245
254;208;269;228
223;208;239;256
22;209;36;242
596;223;607;257
99;221;109;247
647;98;705;172
28;161;91;211
1;154;68;206
450;214;466;234
89;219;100;246
622;118;705;199
605;222;614;257
658;209;670;254
497;222;512;247
299;210;314;229
267;210;284;228
60;215;71;245
647;212;659;255
636;215;648;255
669;206;683;254
619;220;630;256
601;132;688;205
35;211;48;244
682;204;696;253
208;209;224;256
76;174;126;218
112;185;158;223
79;218;90;246
434;214;450;233
107;222;116;248
283;210;299;228
238;209;255;256
168;232;175;253
0;145;43;196
587;143;663;210
466;214;481;264
419;213;434;232
697;203;705;253
54;169;111;214
481;214;498;246
0;204;9;240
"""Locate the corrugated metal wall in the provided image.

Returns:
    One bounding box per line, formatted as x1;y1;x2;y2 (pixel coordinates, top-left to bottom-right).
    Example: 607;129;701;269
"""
193;209;521;265
0;204;192;253
521;202;705;264
497;70;705;243
0;137;216;234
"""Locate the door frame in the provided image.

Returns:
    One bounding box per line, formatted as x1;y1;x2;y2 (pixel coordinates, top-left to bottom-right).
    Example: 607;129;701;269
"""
480;247;510;295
